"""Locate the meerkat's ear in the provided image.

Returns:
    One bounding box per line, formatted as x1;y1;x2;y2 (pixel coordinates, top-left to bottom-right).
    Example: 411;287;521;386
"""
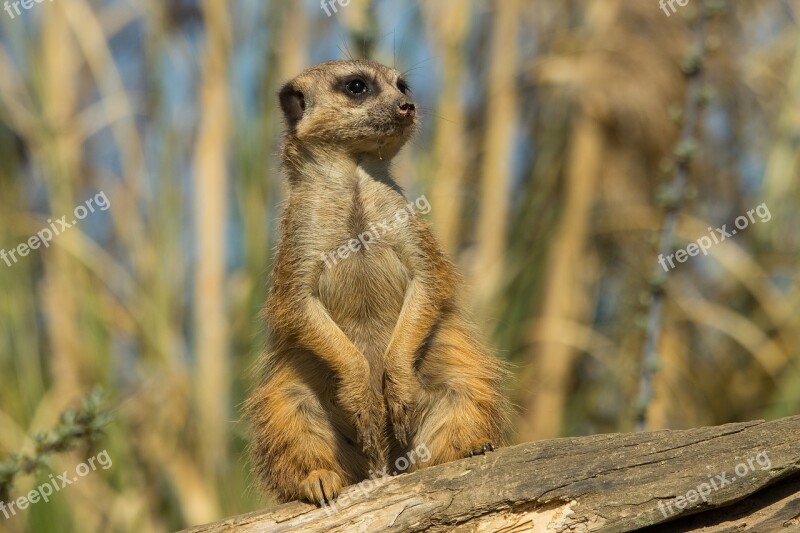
279;82;305;130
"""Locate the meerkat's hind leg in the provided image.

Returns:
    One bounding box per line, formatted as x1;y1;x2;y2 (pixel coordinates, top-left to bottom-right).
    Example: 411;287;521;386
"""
246;351;370;505
409;319;509;467
412;389;504;467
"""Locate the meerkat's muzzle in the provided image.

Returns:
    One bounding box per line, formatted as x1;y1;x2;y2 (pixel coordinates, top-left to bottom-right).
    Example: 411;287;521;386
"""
396;100;416;124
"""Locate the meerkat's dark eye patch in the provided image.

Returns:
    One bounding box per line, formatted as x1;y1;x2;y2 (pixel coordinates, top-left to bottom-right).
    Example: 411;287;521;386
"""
345;78;369;96
279;82;305;129
397;79;411;95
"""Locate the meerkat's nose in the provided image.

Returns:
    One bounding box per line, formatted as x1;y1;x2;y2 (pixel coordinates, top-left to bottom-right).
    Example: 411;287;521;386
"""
398;101;416;118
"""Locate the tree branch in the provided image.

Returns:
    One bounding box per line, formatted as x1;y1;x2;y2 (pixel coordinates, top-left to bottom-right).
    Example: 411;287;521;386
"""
182;416;800;532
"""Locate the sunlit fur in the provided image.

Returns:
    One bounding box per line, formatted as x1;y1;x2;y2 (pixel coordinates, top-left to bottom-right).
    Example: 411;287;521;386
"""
245;59;509;505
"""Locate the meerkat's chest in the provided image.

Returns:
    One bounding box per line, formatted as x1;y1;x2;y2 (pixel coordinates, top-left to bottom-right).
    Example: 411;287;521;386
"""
315;177;416;270
314;183;415;350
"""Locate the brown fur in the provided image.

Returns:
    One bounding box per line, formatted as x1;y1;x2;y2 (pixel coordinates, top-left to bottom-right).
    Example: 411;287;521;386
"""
245;59;509;505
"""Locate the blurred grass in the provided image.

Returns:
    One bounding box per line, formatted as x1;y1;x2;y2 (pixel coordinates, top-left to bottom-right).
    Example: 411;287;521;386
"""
0;0;798;531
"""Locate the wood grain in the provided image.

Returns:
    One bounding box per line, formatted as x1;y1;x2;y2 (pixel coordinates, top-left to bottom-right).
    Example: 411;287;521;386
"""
182;416;800;532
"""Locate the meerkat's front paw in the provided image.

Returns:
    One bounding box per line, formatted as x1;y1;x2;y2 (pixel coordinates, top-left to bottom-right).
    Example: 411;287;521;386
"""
464;440;495;458
352;394;386;456
387;400;413;446
385;388;414;446
299;469;343;506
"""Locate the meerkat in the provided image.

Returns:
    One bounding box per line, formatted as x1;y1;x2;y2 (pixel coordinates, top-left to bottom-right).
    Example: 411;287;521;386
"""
245;59;509;506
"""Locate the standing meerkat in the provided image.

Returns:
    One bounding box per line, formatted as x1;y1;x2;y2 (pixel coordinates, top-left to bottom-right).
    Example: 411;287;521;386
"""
245;59;509;505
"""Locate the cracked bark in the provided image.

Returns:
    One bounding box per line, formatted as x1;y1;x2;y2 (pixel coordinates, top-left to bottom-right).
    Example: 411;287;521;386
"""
182;416;800;532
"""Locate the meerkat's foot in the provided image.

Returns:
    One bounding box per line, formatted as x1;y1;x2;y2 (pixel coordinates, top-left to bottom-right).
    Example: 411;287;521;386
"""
464;440;495;458
299;469;343;506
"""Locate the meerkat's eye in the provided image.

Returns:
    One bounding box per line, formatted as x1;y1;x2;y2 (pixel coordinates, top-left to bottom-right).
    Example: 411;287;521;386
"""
346;79;368;95
397;79;411;95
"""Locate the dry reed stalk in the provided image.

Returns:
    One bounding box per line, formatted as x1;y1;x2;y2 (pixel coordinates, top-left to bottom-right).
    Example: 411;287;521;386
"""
61;0;148;269
517;115;604;441
193;0;233;482
647;329;673;430
340;0;376;59
279;3;310;80
648;328;703;429
38;0;83;403
422;0;471;255
472;0;520;316
763;27;800;205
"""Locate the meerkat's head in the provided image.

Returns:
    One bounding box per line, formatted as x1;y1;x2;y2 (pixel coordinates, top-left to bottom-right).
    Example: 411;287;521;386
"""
279;59;417;161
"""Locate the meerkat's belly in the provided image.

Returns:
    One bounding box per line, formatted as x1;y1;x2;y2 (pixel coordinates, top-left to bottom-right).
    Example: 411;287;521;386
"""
317;239;410;380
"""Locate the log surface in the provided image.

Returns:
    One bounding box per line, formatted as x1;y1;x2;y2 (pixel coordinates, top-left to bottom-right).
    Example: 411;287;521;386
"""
183;416;800;532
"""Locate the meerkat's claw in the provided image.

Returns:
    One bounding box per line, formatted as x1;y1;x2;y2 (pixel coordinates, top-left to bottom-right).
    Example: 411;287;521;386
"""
299;469;343;506
465;441;495;458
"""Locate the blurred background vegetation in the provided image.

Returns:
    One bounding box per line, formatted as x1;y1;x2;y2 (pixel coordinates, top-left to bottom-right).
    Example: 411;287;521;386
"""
0;0;798;531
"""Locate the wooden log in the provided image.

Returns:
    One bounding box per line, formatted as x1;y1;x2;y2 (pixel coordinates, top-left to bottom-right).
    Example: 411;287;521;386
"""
182;416;800;532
